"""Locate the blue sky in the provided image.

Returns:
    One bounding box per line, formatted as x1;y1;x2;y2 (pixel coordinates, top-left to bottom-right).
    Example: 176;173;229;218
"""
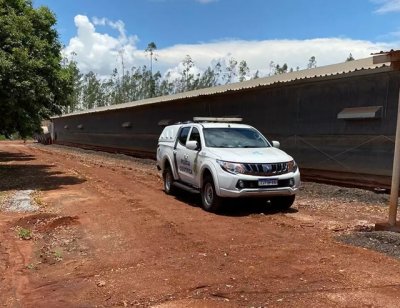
32;0;400;78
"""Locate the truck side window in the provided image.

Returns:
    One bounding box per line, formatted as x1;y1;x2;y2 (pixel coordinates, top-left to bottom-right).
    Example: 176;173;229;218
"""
189;127;201;148
178;127;190;145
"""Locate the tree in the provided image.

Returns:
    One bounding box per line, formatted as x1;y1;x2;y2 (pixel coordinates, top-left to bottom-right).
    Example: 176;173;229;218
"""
238;60;250;82
268;61;289;75
181;55;195;92
145;42;157;97
252;70;260;79
198;66;218;89
307;56;317;69
269;61;275;76
274;63;288;75
145;42;157;75
0;0;73;137
158;72;174;96
223;57;238;84
81;71;103;109
346;53;355;62
62;56;83;113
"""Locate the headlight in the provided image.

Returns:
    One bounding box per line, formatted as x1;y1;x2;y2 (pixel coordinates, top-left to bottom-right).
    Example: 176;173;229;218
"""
217;160;246;174
287;160;298;172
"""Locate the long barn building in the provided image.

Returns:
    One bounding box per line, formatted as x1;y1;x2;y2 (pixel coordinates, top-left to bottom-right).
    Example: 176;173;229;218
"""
52;50;400;188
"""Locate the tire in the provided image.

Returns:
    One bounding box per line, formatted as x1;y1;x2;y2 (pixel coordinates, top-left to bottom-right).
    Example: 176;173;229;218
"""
201;176;222;212
163;167;175;195
270;195;295;211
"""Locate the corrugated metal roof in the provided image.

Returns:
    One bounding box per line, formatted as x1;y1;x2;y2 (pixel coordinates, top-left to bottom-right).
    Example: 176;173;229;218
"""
54;54;395;119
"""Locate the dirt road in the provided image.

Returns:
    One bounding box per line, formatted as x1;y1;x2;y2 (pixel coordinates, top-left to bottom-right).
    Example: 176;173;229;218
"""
1;141;400;307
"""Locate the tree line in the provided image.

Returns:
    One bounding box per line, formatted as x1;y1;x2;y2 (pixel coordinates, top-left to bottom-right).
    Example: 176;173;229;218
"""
63;42;355;114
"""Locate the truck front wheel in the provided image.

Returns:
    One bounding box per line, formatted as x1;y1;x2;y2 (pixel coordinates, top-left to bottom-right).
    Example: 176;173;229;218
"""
201;176;222;212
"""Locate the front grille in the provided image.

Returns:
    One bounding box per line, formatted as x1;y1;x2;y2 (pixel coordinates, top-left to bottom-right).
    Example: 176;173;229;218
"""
243;162;289;176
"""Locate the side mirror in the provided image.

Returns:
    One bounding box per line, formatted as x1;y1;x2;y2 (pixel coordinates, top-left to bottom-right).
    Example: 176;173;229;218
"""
272;141;280;148
186;140;200;151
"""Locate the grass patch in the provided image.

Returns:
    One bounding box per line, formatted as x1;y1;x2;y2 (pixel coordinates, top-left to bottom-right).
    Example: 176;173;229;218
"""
33;191;45;207
53;249;63;262
17;227;32;240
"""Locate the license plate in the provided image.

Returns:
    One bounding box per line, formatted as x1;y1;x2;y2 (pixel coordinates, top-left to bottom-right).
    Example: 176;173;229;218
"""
258;179;278;186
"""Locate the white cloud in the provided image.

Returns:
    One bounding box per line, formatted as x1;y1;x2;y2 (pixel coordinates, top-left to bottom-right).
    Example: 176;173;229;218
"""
64;15;395;79
157;38;393;77
63;15;139;75
372;0;400;13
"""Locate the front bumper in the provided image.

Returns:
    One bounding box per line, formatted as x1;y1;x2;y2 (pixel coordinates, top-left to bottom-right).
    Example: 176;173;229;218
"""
219;186;299;198
215;169;301;198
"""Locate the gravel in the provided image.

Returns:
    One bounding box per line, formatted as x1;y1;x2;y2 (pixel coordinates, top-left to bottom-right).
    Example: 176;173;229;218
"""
1;190;39;212
338;231;400;259
298;182;388;206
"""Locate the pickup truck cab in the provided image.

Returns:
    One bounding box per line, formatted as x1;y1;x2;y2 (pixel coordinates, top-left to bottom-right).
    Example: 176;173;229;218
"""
156;118;300;212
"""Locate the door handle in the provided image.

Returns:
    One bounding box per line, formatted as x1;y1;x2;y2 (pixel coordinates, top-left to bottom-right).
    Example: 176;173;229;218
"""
184;154;189;159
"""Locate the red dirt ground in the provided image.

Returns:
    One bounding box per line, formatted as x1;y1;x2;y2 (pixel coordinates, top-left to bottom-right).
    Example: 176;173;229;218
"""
1;141;400;307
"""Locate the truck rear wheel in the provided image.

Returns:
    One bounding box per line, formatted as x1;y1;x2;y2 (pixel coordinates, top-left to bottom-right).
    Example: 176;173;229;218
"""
163;167;175;195
201;176;221;212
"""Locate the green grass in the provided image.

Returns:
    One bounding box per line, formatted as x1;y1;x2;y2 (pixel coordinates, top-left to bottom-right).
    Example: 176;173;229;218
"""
17;227;32;240
53;249;63;261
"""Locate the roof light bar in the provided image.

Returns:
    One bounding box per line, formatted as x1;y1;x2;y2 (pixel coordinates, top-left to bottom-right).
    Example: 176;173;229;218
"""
193;117;243;123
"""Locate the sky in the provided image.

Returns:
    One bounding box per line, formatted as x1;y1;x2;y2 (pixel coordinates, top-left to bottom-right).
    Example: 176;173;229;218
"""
33;0;400;79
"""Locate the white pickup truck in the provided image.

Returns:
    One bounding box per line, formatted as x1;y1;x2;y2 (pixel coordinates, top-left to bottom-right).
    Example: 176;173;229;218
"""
156;118;300;212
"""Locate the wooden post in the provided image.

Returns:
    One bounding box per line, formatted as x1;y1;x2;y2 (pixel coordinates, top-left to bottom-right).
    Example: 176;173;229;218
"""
388;89;400;226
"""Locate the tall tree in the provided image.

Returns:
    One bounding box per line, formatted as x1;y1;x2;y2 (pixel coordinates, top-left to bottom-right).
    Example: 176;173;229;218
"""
81;71;103;109
223;57;238;84
307;56;317;69
158;72;174;96
198;66;218;88
145;42;157;97
252;70;260;79
238;60;250;82
145;42;157;75
346;53;355;62
0;0;73;137
62;56;83;113
274;63;288;75
181;55;195;92
269;61;275;76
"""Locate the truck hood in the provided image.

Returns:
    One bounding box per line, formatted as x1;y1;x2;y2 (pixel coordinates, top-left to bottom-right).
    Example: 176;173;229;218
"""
206;147;293;163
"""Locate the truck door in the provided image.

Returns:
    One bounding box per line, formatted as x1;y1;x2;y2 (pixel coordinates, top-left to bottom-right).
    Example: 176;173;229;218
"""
175;126;202;186
175;126;192;183
184;127;202;186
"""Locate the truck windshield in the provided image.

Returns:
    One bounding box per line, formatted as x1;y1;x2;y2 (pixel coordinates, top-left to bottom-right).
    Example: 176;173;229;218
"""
203;128;270;148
